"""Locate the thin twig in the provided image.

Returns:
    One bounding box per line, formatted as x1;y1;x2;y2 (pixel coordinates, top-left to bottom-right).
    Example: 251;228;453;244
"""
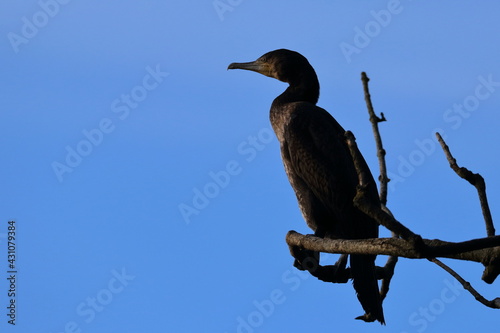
361;72;398;302
429;258;500;309
361;72;389;205
436;133;495;237
379;254;397;301
436;133;499;283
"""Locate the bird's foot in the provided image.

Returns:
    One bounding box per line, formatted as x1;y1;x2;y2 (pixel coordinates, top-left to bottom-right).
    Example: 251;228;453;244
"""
314;254;350;283
290;246;320;272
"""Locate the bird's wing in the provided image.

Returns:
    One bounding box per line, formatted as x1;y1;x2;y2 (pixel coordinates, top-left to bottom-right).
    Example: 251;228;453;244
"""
283;103;383;322
283;104;356;216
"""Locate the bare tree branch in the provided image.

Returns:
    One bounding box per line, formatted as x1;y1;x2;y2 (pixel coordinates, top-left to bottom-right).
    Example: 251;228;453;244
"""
429;258;500;309
286;230;500;263
435;132;495;237
379;254;397;301
435;132;500;283
361;72;398;301
361;72;389;206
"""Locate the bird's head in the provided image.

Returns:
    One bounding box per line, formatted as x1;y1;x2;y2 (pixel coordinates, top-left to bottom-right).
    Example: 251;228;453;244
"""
228;49;316;86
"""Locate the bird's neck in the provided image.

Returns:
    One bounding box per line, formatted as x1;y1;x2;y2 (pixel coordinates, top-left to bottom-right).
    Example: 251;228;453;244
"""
272;76;320;108
270;76;320;142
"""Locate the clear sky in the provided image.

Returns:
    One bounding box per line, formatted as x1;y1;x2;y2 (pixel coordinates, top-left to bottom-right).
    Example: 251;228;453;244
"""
1;1;500;332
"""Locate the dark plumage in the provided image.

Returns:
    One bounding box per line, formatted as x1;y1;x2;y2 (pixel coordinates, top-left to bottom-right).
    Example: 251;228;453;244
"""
228;49;384;324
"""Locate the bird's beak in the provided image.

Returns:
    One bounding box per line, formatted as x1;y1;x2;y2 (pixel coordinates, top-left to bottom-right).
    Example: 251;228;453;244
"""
227;60;273;77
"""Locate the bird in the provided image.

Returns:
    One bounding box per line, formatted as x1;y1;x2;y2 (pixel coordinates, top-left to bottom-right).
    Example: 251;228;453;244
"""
228;49;385;324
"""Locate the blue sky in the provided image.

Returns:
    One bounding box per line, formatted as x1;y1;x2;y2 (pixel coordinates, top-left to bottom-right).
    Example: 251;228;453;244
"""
1;1;500;332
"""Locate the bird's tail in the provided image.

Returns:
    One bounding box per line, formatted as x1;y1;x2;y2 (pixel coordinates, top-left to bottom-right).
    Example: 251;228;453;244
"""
350;254;385;325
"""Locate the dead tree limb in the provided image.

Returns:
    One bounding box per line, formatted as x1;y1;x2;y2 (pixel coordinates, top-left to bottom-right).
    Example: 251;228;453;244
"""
361;72;388;205
435;133;500;284
286;231;500;262
435;132;495;237
429;258;500;309
361;72;398;301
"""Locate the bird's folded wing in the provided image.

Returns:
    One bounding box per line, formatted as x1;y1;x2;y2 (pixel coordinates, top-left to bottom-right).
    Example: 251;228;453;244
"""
283;104;357;218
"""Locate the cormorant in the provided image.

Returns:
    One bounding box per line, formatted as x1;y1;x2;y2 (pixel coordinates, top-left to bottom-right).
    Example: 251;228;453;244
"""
228;49;384;324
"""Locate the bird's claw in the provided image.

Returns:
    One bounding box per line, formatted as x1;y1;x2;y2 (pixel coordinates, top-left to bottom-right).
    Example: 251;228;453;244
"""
290;246;320;271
